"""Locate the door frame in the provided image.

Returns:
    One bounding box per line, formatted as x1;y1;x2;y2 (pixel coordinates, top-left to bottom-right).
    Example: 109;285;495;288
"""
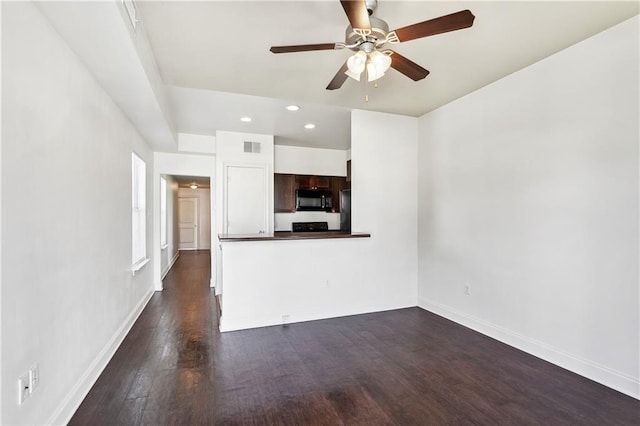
153;153;216;292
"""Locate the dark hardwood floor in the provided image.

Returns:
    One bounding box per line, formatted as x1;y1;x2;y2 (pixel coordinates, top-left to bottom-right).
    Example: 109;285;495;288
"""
70;250;639;425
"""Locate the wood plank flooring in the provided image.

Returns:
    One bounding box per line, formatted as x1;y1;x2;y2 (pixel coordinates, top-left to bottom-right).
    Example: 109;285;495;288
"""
70;250;639;425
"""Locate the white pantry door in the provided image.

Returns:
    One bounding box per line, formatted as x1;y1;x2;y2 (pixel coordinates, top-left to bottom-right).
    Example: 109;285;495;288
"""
225;165;267;234
179;197;198;249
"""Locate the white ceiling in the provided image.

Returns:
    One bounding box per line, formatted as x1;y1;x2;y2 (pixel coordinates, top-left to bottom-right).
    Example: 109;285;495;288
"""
167;86;352;149
136;1;637;150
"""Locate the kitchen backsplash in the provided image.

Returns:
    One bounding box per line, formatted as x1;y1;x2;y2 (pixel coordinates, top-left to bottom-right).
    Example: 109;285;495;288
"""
275;212;340;231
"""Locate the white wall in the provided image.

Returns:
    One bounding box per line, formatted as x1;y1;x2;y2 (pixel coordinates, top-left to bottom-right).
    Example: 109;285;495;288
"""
1;3;155;424
36;1;177;151
418;16;639;398
274;145;347;176
178;187;212;249
178;132;216;154
0;2;4;414
153;152;215;290
274;145;346;231
160;176;180;277
352;109;419;303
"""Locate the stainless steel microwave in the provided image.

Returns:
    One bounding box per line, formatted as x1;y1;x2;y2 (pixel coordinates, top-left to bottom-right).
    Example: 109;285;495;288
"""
295;189;333;212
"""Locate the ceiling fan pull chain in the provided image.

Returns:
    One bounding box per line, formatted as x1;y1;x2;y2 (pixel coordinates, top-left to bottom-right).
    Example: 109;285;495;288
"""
364;71;369;102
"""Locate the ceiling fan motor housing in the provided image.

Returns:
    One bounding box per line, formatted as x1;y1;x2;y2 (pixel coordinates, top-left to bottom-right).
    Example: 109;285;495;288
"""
365;0;378;15
345;16;389;51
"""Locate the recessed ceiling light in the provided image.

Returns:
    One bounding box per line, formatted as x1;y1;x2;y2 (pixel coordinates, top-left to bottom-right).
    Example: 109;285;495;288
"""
286;105;300;111
304;123;315;129
240;116;252;122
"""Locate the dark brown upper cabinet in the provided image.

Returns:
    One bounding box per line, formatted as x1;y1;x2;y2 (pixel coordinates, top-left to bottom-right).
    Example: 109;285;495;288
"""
296;175;331;191
274;173;296;212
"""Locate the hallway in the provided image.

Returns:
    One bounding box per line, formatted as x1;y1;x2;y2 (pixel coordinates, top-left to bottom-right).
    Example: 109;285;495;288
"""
70;251;639;425
70;250;217;424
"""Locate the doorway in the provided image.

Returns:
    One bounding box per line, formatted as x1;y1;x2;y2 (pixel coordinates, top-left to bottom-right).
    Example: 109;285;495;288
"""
176;176;211;251
159;175;213;280
153;154;216;292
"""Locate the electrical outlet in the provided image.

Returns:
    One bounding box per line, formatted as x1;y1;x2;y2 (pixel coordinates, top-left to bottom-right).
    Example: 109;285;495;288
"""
18;372;30;405
29;364;40;392
282;314;290;325
325;280;330;288
464;283;471;295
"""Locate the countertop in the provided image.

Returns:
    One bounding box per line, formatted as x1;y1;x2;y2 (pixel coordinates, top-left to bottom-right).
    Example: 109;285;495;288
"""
218;231;371;242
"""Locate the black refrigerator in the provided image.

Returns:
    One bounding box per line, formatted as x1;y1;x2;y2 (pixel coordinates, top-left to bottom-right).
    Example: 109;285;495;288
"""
340;189;351;232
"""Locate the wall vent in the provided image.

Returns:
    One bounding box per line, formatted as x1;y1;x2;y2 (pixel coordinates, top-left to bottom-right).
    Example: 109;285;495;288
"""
244;141;261;154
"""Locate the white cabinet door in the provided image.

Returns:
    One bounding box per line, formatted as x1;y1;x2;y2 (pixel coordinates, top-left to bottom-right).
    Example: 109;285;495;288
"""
179;197;198;249
225;165;268;234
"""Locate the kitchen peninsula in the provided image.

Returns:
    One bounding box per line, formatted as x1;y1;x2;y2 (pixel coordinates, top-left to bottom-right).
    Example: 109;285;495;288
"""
214;113;418;334
217;230;382;332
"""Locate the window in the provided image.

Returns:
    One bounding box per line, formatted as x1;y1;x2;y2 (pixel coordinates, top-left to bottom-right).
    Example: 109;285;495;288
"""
160;176;167;247
131;153;147;267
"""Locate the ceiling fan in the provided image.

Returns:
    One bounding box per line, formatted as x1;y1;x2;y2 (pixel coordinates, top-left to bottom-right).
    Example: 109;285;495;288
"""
270;0;475;90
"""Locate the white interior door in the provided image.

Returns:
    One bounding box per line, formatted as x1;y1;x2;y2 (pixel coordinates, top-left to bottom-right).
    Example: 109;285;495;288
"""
179;197;198;249
225;165;267;234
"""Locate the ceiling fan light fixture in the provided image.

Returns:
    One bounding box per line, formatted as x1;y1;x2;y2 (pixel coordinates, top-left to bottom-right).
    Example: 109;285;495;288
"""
367;68;384;82
370;50;391;72
346;50;367;80
345;68;362;81
366;50;392;81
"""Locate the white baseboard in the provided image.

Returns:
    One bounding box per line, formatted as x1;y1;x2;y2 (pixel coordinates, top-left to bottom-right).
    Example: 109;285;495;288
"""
418;298;639;400
47;289;155;425
219;301;415;333
161;251;180;280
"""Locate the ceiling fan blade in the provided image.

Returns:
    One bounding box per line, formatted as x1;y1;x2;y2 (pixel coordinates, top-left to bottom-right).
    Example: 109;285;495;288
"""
389;51;430;81
340;0;371;30
326;60;350;90
391;10;475;42
270;43;338;54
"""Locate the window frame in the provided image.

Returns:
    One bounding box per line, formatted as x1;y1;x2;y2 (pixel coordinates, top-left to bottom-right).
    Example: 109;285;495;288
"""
131;152;147;270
